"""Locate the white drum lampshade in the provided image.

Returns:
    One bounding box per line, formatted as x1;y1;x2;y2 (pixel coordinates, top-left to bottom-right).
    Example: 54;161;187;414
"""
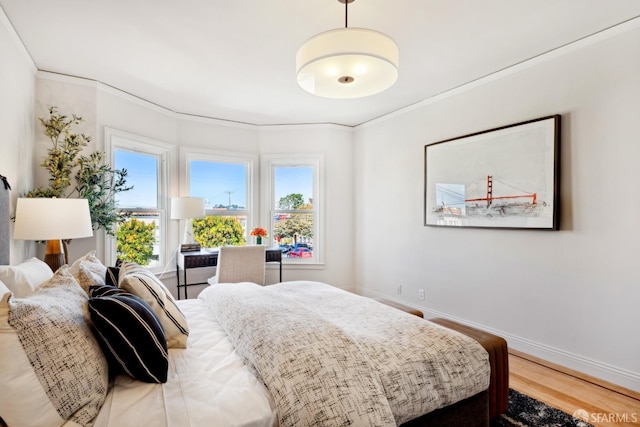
296;27;399;99
14;198;94;271
171;197;205;244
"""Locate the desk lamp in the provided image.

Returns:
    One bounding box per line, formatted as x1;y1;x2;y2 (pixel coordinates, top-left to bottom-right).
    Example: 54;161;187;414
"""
171;197;205;251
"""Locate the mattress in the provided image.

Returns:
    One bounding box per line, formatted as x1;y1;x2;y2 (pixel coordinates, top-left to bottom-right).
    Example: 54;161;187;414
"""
93;299;278;427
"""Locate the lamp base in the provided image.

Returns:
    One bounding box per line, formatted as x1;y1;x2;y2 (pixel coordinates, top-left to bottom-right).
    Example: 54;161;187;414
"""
44;240;66;272
182;221;197;245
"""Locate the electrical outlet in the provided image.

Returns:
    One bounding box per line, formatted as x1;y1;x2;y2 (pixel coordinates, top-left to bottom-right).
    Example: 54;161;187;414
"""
418;289;425;300
397;285;402;294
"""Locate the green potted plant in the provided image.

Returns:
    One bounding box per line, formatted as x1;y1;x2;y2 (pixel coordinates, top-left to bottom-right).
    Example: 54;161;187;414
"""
26;106;132;235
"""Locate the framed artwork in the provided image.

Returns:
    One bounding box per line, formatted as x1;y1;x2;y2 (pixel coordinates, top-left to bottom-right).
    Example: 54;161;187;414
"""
424;115;560;229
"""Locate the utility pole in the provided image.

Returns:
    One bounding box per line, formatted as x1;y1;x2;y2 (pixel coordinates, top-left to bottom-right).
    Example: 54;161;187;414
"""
224;190;234;208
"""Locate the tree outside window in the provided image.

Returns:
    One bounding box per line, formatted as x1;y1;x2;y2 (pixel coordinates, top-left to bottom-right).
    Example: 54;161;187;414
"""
267;160;321;262
183;150;257;248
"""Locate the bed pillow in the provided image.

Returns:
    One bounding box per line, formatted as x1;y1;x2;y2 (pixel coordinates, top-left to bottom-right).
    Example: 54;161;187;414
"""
119;262;189;348
0;279;10;299
105;266;120;287
68;251;107;294
0;267;109;427
88;285;168;383
76;263;106;295
0;257;53;298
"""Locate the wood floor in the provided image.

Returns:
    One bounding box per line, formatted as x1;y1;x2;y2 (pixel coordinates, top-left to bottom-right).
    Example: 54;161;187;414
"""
509;349;640;427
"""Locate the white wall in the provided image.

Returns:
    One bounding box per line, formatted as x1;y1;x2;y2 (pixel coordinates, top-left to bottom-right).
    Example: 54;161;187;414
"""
31;76;356;295
259;126;355;290
0;9;36;264
354;26;640;391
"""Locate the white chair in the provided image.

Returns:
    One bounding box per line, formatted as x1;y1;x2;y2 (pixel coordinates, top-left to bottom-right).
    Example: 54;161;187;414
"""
207;245;266;286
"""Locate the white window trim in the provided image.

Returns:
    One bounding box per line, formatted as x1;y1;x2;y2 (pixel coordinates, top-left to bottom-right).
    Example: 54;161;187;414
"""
179;147;259;238
261;153;325;265
105;128;174;272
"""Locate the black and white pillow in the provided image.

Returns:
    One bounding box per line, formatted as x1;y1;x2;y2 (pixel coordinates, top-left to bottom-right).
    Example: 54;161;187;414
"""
104;267;119;287
118;262;189;348
0;268;109;427
88;285;168;383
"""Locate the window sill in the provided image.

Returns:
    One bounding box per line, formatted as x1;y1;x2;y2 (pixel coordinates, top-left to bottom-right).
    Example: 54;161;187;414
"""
267;262;325;270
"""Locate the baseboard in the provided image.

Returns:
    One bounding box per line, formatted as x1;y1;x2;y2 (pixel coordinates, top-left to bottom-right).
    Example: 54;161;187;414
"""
414;306;640;394
356;290;640;394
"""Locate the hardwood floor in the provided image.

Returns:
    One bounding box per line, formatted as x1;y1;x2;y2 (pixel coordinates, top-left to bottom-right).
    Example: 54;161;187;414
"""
509;349;640;427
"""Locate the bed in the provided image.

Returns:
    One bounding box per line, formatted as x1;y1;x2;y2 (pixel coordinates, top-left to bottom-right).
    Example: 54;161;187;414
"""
0;254;491;427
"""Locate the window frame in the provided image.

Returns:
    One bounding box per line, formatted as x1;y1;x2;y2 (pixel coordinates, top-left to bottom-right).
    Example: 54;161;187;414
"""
180;147;259;243
105;128;173;272
261;153;324;266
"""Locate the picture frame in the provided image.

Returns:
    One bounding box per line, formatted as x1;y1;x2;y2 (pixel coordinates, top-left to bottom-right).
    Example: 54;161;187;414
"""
424;115;561;229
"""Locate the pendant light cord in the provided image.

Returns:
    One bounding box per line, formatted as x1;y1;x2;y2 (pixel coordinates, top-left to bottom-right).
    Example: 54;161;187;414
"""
345;0;348;28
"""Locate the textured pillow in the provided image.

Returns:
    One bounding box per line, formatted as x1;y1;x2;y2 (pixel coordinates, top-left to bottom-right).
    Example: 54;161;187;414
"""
0;257;53;298
0;267;109;427
76;263;106;294
68;251;107;294
119;262;189;348
88;285;168;383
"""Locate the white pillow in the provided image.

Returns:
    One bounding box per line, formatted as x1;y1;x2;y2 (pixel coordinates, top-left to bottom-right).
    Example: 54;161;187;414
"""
119;261;189;348
0;279;10;299
0;267;109;427
68;251;107;294
0;258;53;298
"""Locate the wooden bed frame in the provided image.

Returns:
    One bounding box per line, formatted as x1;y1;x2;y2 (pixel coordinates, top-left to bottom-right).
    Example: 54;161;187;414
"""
403;390;489;427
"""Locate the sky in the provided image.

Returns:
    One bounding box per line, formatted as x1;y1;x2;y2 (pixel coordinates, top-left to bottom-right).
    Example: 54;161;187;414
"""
190;160;247;208
274;167;313;206
115;150;158;209
114;150;313;209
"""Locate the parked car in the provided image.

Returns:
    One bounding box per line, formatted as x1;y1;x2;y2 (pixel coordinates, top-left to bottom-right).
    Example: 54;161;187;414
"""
279;244;293;254
288;248;313;258
292;243;312;251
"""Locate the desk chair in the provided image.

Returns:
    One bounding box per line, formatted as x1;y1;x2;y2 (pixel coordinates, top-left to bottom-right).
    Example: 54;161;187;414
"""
207;245;266;286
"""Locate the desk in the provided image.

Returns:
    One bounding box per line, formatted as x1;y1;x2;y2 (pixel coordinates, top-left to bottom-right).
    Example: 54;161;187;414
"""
176;248;282;299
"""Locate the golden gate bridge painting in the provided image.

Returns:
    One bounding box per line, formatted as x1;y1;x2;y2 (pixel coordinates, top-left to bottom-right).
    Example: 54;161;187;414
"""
434;175;547;218
424;115;560;229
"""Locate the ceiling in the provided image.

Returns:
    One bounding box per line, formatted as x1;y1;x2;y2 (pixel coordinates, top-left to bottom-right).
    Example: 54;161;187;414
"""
2;1;639;127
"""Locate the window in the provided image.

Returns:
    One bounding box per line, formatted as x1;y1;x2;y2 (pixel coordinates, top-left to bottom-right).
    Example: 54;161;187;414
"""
262;154;323;264
181;148;257;247
105;129;172;271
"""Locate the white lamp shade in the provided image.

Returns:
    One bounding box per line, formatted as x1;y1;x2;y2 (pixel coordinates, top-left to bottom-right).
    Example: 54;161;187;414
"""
171;197;205;219
296;28;399;99
14;198;93;241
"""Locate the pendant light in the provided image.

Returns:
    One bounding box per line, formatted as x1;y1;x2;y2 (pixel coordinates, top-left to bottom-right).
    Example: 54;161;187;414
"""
296;0;399;99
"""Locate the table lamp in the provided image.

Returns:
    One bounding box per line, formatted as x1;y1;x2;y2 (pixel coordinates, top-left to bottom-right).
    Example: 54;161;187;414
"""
14;197;94;271
171;197;205;249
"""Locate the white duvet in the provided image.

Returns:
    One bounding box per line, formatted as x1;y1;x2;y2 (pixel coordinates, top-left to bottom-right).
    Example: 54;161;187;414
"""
94;298;277;427
94;281;489;427
204;281;490;426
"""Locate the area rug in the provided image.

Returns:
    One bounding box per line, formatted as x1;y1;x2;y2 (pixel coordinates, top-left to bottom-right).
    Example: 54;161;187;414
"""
491;389;594;427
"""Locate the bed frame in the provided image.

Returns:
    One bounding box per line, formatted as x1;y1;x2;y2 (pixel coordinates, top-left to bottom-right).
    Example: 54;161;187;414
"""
403;391;489;427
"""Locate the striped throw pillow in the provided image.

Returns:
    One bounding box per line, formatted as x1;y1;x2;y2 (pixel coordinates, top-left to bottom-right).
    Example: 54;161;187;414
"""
105;267;119;287
118;262;189;348
88;285;168;383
